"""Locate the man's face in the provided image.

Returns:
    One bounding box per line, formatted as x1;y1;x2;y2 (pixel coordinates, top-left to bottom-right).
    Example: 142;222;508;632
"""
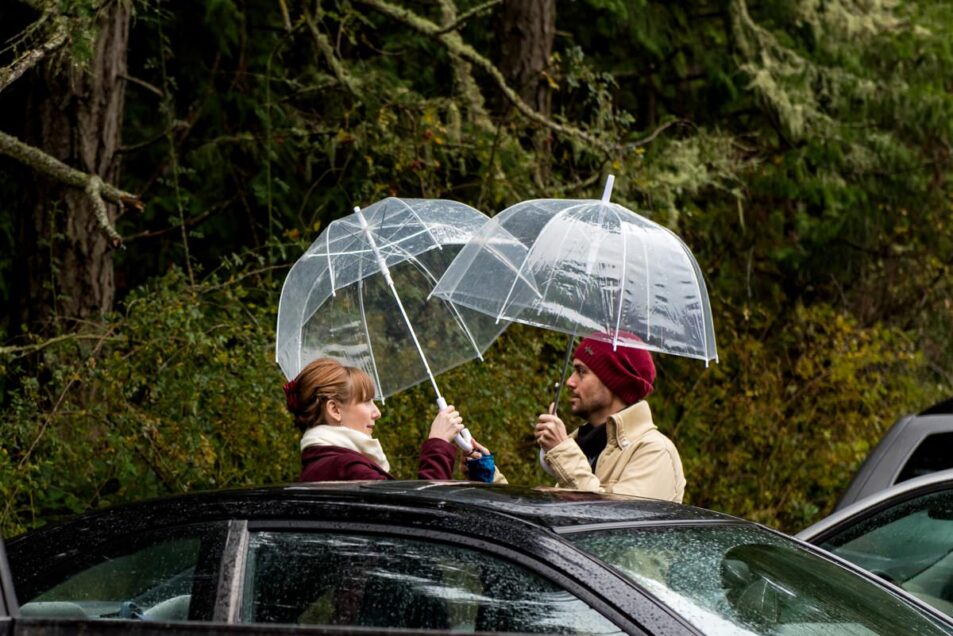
566;358;615;420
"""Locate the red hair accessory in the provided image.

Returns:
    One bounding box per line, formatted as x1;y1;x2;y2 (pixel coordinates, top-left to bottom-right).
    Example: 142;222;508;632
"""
283;379;299;412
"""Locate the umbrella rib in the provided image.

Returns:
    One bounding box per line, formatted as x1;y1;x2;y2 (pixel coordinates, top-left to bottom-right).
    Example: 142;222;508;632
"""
293;221;345;374
638;225;651;341
355;207;443;400
666;228;711;362
356;277;384;403
387;240;486;362
606;204;628;349
430;227;542;302
325;225;336;296
394;198;441;250
535;201;592;303
580;203;612;336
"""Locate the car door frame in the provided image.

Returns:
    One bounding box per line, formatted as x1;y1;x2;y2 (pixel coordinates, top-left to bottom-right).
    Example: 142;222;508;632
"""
6;514;232;623
214;516;696;636
800;469;953;545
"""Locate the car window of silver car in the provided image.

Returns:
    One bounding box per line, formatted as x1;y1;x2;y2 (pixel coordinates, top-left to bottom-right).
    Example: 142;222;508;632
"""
240;531;624;634
819;490;953;617
13;523;224;622
569;524;950;636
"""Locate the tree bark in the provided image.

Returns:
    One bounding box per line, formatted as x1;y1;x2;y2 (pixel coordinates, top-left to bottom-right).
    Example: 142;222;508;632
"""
12;2;129;333
494;0;555;185
495;0;555;116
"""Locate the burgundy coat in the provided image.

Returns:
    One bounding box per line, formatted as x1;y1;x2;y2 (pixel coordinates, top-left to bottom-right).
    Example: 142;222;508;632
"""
299;438;456;482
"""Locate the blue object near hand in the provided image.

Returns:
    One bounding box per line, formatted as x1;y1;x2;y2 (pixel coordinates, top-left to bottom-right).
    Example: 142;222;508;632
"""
466;453;495;483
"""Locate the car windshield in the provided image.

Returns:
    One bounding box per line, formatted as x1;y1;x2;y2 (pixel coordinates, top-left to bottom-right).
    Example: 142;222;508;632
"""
817;489;953;617
569;523;949;636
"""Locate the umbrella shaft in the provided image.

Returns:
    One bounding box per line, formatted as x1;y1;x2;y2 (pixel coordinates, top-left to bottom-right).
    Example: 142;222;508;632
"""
388;279;442;400
551;331;576;417
355;207;442;401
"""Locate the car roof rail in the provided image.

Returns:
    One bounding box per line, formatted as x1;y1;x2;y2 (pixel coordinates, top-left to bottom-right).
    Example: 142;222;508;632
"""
920;398;953;416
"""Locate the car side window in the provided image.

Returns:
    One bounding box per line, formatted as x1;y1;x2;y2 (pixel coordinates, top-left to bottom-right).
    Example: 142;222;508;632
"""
897;433;953;483
241;531;623;634
821;490;953;616
14;523;223;622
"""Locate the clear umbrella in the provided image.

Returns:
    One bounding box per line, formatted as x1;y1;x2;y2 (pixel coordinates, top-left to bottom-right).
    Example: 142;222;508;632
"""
432;175;717;364
432;176;716;471
276;197;507;452
432;174;717;428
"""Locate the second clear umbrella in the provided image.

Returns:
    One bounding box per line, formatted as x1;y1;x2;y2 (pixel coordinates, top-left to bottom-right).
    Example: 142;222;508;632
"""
432;176;717;364
276;197;507;452
432;175;717;419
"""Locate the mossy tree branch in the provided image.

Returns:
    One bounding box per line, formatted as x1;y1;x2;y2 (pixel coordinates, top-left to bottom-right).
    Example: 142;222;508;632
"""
0;129;141;247
435;0;491;127
355;0;616;156
0;18;69;92
302;5;359;94
434;0;504;35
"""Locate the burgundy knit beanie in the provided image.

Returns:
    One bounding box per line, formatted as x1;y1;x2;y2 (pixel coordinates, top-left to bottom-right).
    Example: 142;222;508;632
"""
573;335;655;405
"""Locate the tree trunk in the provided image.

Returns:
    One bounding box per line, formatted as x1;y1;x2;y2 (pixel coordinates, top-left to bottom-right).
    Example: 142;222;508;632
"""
494;0;556;187
495;0;555;116
12;2;129;334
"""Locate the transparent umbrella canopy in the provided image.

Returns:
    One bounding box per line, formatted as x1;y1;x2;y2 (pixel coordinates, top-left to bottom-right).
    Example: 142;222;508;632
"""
432;176;718;364
276;197;507;451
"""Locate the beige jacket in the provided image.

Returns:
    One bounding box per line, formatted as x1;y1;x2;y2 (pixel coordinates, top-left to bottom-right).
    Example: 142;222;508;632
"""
544;401;685;502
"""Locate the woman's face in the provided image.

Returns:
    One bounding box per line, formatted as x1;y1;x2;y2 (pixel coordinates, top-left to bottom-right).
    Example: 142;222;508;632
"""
336;397;382;436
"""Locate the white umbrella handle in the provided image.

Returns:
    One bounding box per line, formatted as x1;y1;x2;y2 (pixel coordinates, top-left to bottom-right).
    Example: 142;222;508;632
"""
437;396;475;453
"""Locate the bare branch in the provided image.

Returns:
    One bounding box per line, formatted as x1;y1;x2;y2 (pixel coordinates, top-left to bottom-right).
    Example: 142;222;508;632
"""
0;333;120;358
278;0;294;32
119;73;164;98
123;197;236;242
355;0;615;156
434;0;503;35
0;130;140;207
623;118;686;150
435;0;491;125
0;19;68;93
550;170;605;196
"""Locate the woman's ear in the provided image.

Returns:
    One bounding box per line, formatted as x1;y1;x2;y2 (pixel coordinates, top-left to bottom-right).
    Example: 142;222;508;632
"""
325;399;342;424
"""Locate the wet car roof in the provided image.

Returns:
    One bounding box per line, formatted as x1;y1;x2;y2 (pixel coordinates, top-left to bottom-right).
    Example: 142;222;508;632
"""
8;481;741;544
282;480;735;528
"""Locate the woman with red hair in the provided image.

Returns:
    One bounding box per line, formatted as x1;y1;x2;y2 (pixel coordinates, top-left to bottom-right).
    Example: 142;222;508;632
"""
284;357;465;481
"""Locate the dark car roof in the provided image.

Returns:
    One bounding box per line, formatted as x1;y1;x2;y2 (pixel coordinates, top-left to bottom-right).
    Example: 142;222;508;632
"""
8;481;738;544
289;481;732;529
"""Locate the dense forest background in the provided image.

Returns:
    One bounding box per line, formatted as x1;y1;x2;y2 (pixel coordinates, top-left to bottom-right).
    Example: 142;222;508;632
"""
1;0;951;536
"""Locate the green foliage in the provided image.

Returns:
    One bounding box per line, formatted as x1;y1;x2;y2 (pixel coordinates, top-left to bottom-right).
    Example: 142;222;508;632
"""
657;302;931;529
0;268;298;536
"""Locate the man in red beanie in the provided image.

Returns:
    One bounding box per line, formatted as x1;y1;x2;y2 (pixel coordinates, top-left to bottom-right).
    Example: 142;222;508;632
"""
534;335;685;502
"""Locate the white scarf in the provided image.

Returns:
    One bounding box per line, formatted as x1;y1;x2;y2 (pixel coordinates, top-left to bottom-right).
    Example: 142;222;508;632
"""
300;425;390;473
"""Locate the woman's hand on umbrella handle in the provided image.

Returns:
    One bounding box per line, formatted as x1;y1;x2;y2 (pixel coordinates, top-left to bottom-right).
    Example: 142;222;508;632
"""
429;405;465;443
466;437;490;459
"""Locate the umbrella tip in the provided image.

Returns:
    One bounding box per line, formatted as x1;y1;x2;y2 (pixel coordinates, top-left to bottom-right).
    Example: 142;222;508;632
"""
601;174;615;203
